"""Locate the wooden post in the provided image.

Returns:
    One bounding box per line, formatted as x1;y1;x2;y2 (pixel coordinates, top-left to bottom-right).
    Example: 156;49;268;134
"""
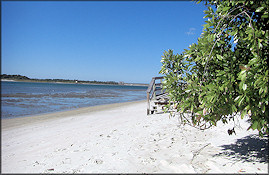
160;78;163;94
153;83;156;100
147;92;150;115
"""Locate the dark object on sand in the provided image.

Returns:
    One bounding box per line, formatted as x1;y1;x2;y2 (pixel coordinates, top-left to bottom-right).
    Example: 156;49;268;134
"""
228;128;236;135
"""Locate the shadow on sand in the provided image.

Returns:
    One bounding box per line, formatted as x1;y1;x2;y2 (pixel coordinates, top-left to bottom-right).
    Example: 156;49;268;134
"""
215;134;268;163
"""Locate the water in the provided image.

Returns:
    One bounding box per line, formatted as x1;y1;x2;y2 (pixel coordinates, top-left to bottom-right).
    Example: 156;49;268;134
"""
1;81;147;118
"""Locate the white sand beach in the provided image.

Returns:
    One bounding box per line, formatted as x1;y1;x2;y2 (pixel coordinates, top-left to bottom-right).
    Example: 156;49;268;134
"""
1;100;268;173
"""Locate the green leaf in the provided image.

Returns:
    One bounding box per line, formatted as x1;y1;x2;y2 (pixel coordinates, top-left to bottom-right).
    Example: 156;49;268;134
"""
257;122;262;131
185;89;191;93
230;30;237;36
240;72;247;81
248;58;257;65
231;105;237;113
261;12;268;18
251;121;258;130
238;95;245;106
243;84;247;91
256;7;264;12
259;88;264;95
234;96;241;102
241;110;247;119
196;0;202;4
222;6;230;12
216;54;223;60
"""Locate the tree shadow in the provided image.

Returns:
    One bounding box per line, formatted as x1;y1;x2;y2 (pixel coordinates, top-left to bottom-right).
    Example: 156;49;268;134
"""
214;134;268;163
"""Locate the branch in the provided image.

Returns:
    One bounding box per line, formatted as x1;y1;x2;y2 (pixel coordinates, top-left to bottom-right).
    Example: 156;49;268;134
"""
242;11;260;57
177;112;212;130
213;5;245;34
202;8;256;82
191;143;211;163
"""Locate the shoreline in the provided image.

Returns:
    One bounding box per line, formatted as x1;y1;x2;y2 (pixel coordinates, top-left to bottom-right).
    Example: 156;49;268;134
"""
1;99;146;130
2;80;148;119
1;79;149;87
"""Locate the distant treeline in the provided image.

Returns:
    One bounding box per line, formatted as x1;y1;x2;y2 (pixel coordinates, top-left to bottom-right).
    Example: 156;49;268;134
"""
1;74;30;80
1;74;119;85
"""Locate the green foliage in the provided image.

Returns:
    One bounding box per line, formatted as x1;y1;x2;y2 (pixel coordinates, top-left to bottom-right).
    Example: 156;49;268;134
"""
1;74;30;80
160;0;268;136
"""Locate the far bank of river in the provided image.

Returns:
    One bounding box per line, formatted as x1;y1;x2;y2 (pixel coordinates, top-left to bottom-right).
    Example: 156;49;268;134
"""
1;79;149;87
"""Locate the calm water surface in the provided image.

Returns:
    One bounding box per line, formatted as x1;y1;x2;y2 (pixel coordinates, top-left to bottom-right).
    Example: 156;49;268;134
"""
1;81;147;118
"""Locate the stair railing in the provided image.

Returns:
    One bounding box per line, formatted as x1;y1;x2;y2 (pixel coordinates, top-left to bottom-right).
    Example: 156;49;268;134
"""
147;76;164;115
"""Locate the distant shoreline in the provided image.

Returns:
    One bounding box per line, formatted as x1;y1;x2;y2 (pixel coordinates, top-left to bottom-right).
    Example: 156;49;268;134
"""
1;79;148;87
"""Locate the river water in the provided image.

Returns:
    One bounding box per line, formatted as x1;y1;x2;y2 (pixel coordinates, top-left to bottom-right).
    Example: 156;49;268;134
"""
1;81;147;118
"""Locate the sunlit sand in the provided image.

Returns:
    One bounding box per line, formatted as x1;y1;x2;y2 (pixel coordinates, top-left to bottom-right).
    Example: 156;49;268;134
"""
2;100;268;173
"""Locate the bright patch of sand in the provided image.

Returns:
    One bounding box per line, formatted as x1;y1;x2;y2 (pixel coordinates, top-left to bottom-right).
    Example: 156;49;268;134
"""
1;100;268;173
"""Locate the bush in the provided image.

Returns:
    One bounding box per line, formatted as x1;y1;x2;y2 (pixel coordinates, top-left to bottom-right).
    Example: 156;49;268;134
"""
160;0;268;137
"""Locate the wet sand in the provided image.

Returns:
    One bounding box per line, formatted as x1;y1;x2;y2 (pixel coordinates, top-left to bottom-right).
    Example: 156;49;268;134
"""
2;100;145;130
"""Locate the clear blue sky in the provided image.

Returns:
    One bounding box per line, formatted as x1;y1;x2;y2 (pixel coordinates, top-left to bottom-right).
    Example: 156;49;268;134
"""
2;1;208;84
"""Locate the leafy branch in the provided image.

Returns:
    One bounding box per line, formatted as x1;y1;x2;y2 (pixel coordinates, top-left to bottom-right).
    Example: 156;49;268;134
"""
160;0;268;137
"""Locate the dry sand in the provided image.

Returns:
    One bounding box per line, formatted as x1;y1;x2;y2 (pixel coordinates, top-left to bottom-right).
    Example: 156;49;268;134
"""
1;100;268;173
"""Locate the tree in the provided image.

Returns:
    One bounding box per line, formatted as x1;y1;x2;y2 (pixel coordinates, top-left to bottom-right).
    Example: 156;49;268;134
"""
160;0;268;137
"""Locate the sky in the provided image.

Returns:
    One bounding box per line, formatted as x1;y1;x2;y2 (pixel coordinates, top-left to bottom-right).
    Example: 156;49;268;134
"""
2;1;209;84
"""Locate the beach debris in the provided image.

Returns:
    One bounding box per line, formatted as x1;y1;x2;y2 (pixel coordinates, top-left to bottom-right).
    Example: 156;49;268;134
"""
47;168;54;171
227;128;236;135
33;161;39;166
150;157;156;162
94;159;103;164
63;158;71;164
238;169;245;172
191;143;211;163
